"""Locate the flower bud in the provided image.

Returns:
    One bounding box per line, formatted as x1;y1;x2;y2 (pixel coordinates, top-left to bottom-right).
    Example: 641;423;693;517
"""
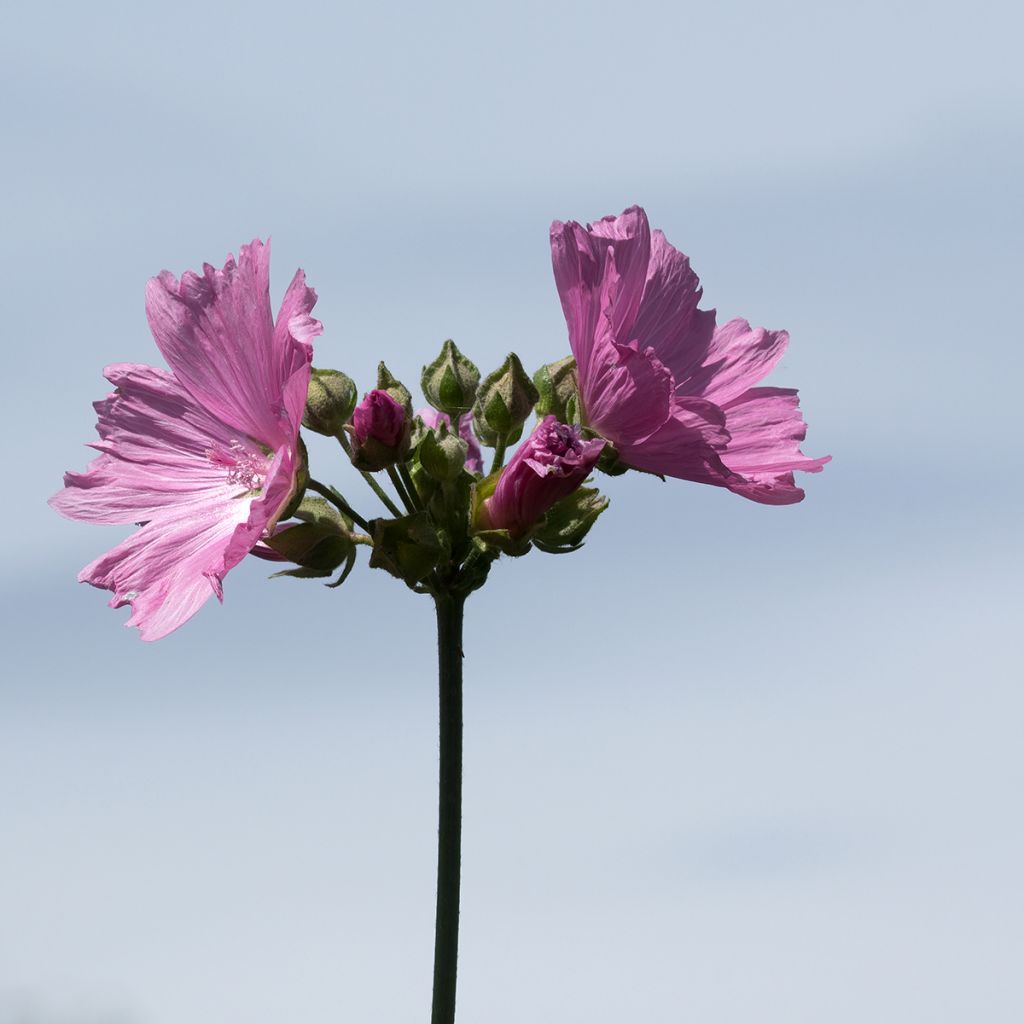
302;368;357;436
376;361;413;416
418;407;483;475
421;339;480;418
532;356;580;424
351;389;411;471
418;420;470;482
480;416;604;538
531;486;609;553
472;353;539;443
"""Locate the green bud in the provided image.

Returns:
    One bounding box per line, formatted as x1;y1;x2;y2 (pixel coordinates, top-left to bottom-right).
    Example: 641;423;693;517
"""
368;511;446;587
418;420;469;482
471;415;522;449
533;356;580;423
421;339;480;418
472;353;539;444
264;496;358;584
377;362;413;416
302;368;357;436
532;487;609;554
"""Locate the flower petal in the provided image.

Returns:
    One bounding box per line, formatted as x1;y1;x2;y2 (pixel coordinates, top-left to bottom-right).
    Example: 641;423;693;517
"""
681;318;790;406
631;229;717;380
144;239;303;448
50;364;240;524
719;387;830;504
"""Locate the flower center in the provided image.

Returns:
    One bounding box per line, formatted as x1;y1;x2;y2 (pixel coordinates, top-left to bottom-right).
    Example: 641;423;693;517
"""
209;440;269;493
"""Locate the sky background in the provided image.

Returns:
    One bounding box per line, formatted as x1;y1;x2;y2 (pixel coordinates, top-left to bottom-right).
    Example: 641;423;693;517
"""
2;1;1022;1021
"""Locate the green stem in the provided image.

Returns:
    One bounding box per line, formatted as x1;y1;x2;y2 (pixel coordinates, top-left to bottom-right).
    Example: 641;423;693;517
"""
387;465;416;513
431;592;465;1024
490;436;508;475
306;479;371;532
398;462;425;512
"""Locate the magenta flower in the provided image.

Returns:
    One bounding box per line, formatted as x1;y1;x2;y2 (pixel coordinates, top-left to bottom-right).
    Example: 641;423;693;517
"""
50;240;319;641
483;416;604;537
417;407;484;475
551;206;829;504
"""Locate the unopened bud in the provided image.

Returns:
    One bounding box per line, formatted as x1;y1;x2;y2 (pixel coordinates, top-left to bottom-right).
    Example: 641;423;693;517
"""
303;368;357;436
533;356;580;423
472;353;539;444
421;339;480;418
351;390;411;471
419;420;469;482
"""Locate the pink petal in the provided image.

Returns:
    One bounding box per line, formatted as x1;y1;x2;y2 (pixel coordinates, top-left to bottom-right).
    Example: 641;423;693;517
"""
631;229;717;378
144;239;312;449
50;364;244;524
681;318;790;406
719;387;831;504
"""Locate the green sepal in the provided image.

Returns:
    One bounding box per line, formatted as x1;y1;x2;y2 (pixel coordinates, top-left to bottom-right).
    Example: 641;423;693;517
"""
531;486;609;553
596;441;630;477
368;511;447;587
418;420;469;482
377;362;414;416
277;437;309;522
533;356;580;423
421;339;480;417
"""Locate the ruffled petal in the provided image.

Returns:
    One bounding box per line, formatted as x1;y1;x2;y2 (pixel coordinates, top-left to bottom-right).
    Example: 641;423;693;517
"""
144;239;299;448
719;387;830;505
78;495;257;641
50;364;241;524
680;319;789;406
274;268;321;438
632;229;716;378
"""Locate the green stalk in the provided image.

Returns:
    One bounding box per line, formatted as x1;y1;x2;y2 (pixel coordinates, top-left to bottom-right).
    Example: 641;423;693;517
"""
431;591;465;1024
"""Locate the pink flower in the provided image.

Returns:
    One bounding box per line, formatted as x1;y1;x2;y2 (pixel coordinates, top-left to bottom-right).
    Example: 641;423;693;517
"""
483;416;604;537
551;206;829;504
417;407;484;475
50;240;319;640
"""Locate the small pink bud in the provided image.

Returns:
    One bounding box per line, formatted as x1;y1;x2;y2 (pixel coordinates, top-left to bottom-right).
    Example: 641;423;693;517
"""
351;389;410;471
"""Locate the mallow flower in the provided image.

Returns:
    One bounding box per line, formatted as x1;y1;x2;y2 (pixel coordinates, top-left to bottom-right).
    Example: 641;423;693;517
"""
551;206;829;504
417;407;484;475
50;240;319;640
482;416;604;537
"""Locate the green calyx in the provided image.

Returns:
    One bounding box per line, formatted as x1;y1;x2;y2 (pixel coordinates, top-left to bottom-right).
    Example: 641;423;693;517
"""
377;361;414;416
533;356;580;424
368;511;447;588
532;487;609;553
303;368;357;436
265;496;358;586
422;339;480;418
472;352;539;445
419;421;469;483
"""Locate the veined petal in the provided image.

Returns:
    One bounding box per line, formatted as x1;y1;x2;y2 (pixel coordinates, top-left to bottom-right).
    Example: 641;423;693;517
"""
50;364;247;524
681;319;789;406
78;495;256;641
632;229;717;379
719;387;831;504
145;239;303;448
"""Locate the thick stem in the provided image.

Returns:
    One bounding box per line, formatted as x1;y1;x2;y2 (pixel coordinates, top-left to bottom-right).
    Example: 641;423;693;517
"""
431;592;465;1024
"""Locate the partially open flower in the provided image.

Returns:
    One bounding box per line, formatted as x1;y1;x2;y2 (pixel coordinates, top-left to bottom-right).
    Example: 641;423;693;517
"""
482;416;604;538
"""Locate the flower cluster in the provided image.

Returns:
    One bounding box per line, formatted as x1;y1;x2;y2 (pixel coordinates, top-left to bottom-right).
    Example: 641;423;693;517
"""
52;207;828;638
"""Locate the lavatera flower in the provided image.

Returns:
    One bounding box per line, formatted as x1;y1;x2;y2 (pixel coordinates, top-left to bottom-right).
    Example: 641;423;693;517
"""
50;240;320;640
551;206;830;504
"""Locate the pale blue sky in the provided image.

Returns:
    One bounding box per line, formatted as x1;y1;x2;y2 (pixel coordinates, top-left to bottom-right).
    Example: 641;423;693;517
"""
2;1;1022;1022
